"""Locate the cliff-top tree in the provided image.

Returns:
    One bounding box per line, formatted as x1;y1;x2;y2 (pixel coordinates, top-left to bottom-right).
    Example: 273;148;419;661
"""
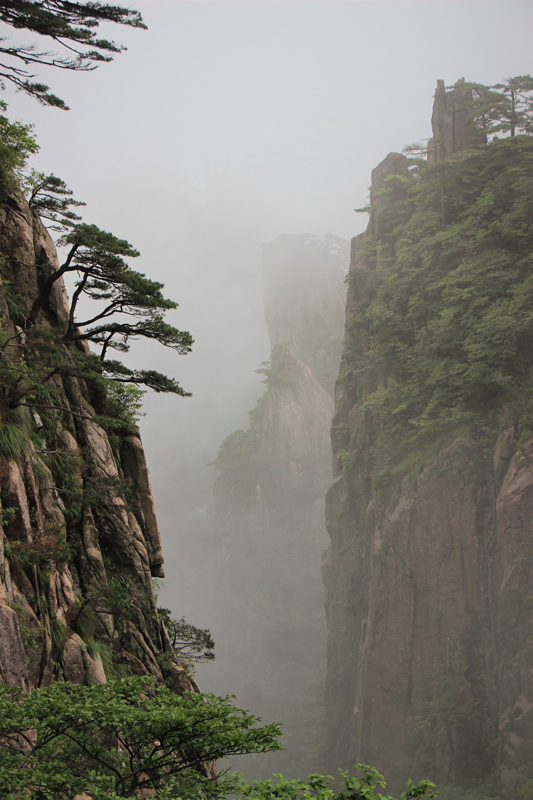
0;0;145;109
0;19;193;404
467;75;533;137
20;218;194;396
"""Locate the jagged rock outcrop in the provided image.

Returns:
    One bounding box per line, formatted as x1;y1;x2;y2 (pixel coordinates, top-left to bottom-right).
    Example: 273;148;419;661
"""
324;81;533;792
0;189;194;693
210;235;346;777
427;77;486;163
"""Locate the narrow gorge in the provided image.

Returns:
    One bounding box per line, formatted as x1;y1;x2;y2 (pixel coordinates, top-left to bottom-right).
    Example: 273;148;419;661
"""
210;232;347;777
1;69;532;800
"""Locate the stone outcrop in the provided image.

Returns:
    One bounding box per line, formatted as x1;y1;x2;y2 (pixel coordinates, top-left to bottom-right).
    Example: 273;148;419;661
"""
0;189;194;693
323;81;533;791
427;77;486;163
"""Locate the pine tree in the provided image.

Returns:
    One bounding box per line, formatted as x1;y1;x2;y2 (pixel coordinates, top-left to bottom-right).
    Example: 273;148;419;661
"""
0;0;145;108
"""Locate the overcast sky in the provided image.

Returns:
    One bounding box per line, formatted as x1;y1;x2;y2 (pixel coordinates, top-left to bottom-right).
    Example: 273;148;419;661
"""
3;0;532;630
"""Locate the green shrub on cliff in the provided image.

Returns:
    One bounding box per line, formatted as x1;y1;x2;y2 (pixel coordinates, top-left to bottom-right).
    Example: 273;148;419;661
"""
342;133;533;484
0;677;281;799
0;108;38;194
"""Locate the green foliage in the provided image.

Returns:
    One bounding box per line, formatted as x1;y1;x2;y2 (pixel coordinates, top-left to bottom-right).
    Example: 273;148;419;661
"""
331;422;350;450
102;360;191;396
85;637;126;680
0;0;146;109
0;506;16;529
337;448;357;470
256;356;296;389
105;382;146;427
0;110;39;195
71;577;134;641
50;618;69;656
467;76;533;138
1;280;29;320
158;607;215;670
15;220;195;398
230;764;436;800
3;541;38;569
342;135;533;484
22;169;85;231
0;408;28;462
72;599;99;641
0;677;281;799
425;646;469;733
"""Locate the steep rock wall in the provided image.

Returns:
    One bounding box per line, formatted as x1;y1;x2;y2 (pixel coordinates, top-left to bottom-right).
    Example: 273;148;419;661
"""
324;83;533;791
0;189;194;694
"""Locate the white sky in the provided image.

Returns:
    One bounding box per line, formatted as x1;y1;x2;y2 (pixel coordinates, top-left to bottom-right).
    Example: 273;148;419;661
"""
2;0;533;626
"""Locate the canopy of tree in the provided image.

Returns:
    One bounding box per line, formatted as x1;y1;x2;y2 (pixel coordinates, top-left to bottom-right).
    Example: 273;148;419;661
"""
0;677;280;798
468;76;533;137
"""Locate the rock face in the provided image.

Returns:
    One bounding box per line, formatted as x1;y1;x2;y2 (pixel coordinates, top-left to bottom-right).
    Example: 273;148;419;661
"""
0;189;194;694
427;78;486;163
323;82;533;791
210;234;346;777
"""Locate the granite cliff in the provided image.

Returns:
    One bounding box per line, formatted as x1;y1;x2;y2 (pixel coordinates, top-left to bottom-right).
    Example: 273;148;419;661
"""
324;80;533;793
210;233;347;777
0;187;195;695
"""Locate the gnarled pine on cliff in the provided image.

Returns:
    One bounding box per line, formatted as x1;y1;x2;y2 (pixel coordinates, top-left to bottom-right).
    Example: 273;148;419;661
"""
0;175;197;692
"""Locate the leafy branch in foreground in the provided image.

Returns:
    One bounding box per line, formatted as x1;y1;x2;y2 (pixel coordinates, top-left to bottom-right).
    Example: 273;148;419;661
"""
0;677;436;800
0;677;281;799
0;0;146;109
231;765;437;800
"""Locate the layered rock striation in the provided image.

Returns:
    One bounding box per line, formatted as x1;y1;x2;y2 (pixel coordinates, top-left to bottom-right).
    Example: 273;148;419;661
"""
0;188;194;693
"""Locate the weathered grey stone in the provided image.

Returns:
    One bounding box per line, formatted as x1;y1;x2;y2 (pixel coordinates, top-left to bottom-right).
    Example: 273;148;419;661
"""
121;435;165;576
0;182;173;696
62;634;87;684
427;78;485;163
1;462;33;543
0;604;29;689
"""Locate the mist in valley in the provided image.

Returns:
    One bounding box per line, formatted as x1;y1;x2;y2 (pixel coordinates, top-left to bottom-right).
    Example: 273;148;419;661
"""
2;0;532;786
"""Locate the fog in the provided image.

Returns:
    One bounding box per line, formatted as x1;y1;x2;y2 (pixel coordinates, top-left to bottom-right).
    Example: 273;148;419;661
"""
2;0;532;778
